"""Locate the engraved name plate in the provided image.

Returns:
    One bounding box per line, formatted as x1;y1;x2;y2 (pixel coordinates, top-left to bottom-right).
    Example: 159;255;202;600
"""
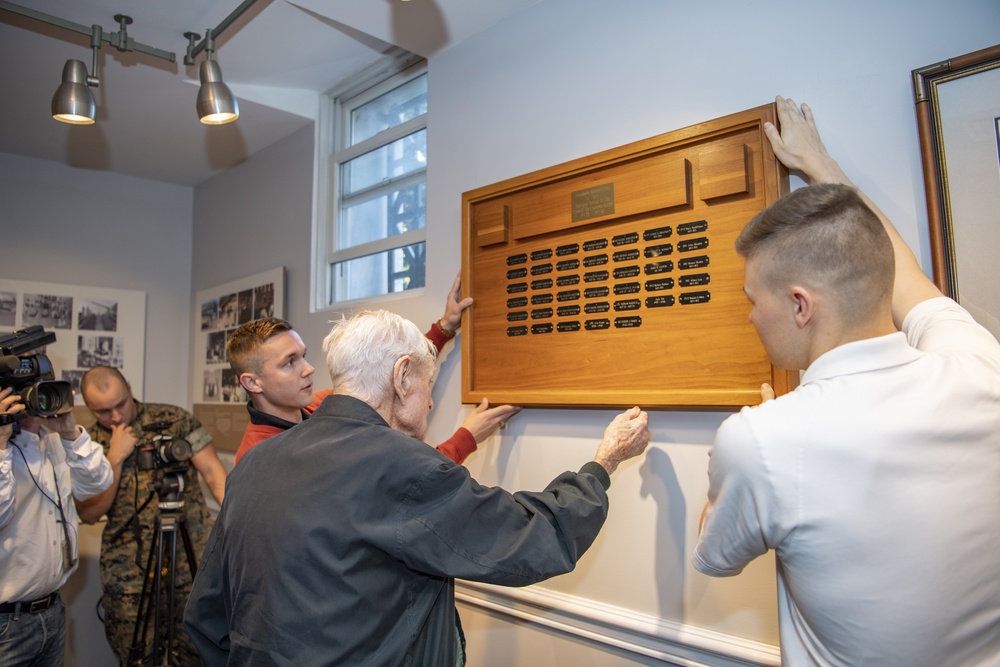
507;296;529;308
677;220;708;235
585;318;611;330
644;243;673;258
614;282;641;295
613;249;640;262
556;275;581;286
572;182;615;222
645;277;675;291
646;295;676;308
557;305;581;317
644;261;674;275
615;316;643;328
678;255;710;270
679;291;711;304
612;232;639;246
530;263;553;275
644;225;673;241
677;237;709;252
679;273;710;287
556;243;580;256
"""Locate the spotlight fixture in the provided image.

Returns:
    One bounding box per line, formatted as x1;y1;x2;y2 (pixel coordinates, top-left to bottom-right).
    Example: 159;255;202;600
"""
51;22;105;124
52;59;96;124
189;30;239;125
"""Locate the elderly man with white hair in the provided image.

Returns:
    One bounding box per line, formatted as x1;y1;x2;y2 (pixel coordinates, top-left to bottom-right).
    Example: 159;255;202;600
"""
185;309;651;666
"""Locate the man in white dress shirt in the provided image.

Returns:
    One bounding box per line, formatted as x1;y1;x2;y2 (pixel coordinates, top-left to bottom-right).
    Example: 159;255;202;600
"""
693;97;1000;665
0;385;113;667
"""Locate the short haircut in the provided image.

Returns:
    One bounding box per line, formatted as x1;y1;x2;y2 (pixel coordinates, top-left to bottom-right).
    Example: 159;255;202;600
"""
322;310;437;405
736;183;894;325
80;365;129;400
227;318;294;376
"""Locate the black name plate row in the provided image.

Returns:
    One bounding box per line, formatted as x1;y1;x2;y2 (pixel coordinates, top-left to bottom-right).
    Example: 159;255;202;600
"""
503;221;714;336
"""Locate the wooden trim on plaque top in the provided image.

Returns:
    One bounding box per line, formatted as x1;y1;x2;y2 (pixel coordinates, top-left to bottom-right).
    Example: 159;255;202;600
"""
461;104;794;409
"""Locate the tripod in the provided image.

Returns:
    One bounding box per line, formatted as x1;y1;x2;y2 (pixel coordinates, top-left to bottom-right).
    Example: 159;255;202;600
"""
127;502;197;667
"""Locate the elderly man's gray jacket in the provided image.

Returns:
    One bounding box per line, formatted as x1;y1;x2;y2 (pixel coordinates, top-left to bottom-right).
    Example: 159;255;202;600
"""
184;393;612;666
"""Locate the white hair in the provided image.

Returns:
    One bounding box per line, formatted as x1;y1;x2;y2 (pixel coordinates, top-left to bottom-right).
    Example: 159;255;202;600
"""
322;310;437;404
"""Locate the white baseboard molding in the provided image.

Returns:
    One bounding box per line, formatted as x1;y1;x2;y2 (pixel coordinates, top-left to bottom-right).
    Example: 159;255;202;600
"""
455;581;780;667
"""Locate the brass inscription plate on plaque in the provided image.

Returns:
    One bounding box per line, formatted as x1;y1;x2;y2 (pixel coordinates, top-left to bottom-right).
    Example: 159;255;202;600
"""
572;183;616;222
462;104;795;408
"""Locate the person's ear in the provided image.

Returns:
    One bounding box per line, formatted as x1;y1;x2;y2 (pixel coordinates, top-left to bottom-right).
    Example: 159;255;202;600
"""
240;372;264;395
392;355;412;402
790;285;816;329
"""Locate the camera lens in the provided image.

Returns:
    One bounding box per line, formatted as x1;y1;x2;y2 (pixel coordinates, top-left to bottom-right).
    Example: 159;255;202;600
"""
21;380;73;417
160;438;193;463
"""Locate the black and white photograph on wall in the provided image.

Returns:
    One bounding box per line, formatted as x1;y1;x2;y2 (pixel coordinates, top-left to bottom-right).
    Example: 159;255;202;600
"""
221;367;245;403
23;293;73;329
254;283;275;319
1;280;146;404
193;267;284;404
203;368;221;403
0;292;16;327
77;334;125;369
61;369;86;396
201;298;219;330
77;298;118;331
219;293;238;328
207;330;227;364
238;289;253;325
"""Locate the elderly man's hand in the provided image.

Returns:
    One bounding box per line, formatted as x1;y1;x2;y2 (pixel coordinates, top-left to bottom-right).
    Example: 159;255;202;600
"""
593;406;651;475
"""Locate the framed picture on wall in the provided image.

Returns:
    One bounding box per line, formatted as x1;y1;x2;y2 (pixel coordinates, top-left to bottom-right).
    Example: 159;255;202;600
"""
913;43;1000;340
0;279;146;402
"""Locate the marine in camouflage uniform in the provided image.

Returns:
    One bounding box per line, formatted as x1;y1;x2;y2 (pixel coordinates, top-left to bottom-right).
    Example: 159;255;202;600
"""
89;401;214;666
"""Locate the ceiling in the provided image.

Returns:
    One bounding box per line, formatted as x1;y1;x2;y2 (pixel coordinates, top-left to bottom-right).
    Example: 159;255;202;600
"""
0;0;540;186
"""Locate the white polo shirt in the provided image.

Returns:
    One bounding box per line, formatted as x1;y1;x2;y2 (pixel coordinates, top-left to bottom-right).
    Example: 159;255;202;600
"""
694;298;1000;666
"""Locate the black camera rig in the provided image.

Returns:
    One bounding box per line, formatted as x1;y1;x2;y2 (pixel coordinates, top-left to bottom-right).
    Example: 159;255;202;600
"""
0;326;73;425
136;420;193;510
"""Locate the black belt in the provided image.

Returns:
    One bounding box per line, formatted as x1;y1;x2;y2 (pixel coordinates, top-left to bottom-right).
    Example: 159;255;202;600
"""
0;592;58;614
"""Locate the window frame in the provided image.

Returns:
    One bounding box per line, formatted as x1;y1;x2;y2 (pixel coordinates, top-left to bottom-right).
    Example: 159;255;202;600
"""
312;55;428;311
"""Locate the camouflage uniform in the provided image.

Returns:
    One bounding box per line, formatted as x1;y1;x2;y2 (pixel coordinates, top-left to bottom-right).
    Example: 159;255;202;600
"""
89;401;214;666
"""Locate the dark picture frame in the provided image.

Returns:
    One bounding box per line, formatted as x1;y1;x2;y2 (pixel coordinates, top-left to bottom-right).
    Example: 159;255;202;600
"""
913;43;1000;338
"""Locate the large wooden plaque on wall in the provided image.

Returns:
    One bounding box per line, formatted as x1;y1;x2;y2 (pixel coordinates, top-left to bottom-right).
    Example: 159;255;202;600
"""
461;104;795;409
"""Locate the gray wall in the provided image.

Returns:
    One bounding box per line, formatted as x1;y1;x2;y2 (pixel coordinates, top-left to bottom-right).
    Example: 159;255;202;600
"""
0;152;194;404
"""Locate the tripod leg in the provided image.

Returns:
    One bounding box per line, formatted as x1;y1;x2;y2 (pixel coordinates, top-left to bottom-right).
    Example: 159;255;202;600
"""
129;520;161;665
164;520;178;665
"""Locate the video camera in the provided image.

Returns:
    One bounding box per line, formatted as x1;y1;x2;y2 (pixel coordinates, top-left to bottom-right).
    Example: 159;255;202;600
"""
0;326;74;423
136;420;193;509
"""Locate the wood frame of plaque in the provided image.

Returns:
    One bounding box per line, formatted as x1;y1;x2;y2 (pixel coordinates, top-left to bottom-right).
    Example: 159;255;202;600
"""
461;103;796;409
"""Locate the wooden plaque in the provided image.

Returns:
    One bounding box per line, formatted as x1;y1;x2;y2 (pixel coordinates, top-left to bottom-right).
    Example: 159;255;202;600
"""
461;104;794;409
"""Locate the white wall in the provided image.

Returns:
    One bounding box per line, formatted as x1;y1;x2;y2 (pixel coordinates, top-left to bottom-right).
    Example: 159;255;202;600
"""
0;152;194;404
188;1;1000;665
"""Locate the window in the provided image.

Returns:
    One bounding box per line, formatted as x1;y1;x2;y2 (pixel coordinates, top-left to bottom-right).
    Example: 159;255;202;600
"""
315;59;428;306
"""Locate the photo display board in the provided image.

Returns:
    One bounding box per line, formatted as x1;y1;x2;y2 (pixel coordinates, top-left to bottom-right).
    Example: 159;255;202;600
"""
461;104;795;409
